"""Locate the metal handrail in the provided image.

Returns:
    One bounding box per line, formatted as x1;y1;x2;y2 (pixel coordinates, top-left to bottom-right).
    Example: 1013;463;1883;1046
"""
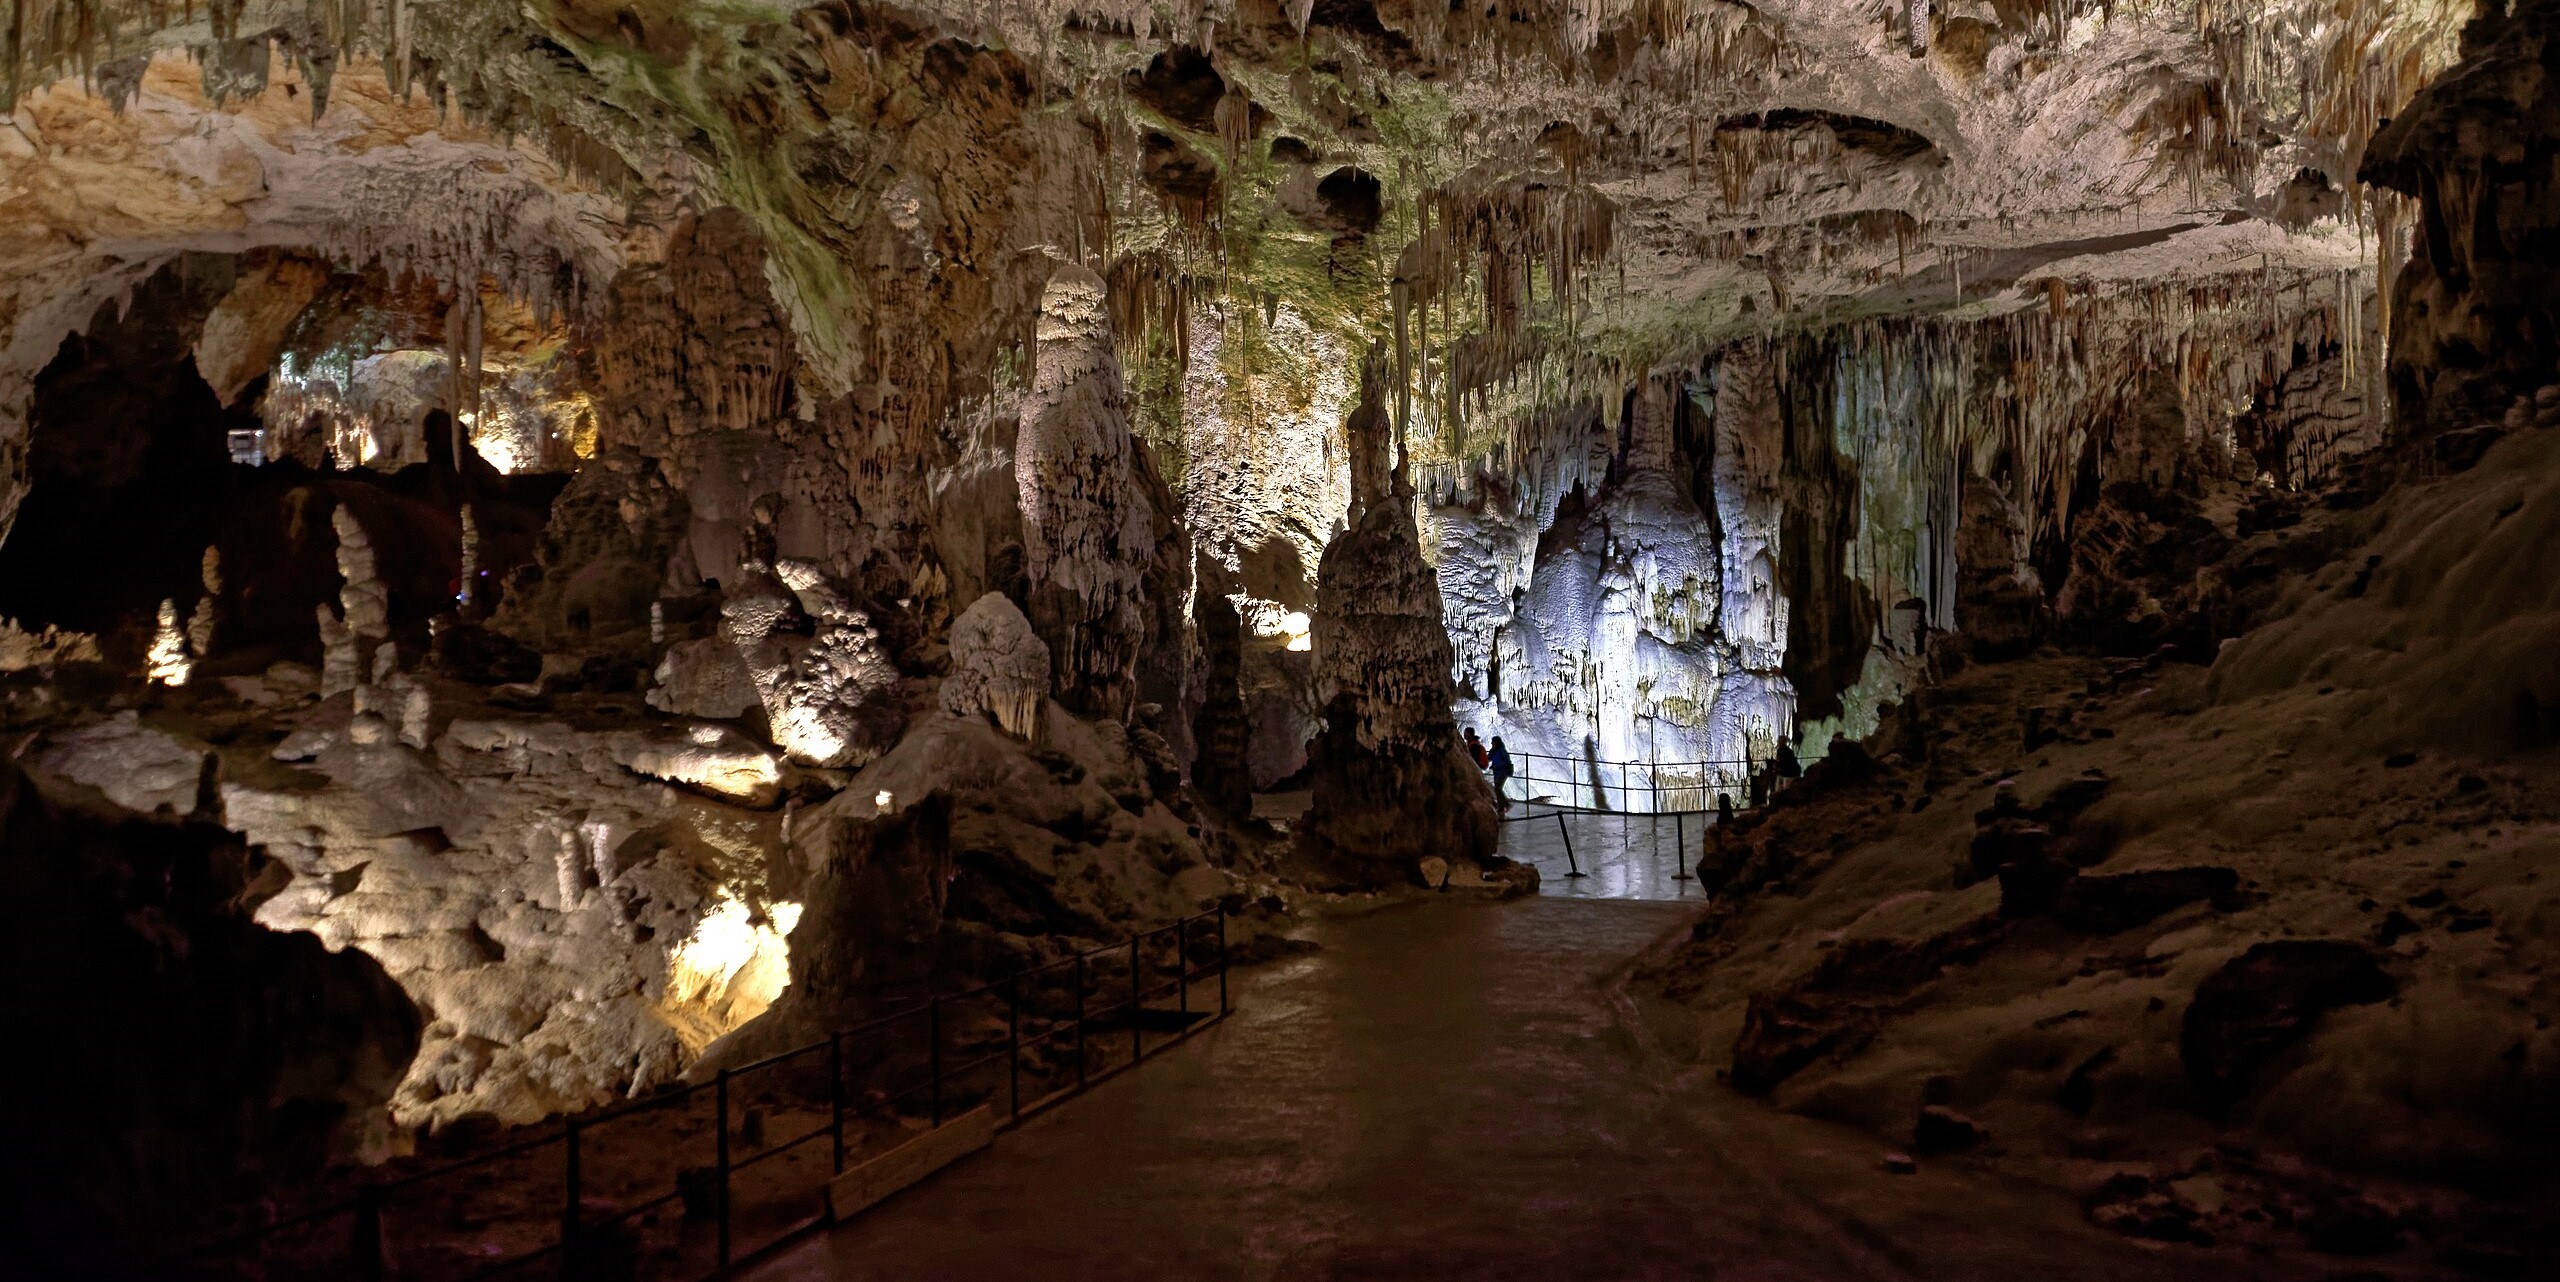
1488;748;1821;816
171;906;1235;1281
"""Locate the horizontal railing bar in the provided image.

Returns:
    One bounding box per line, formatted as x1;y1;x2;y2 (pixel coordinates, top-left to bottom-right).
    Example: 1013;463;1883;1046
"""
593;1187;686;1230
729;1123;834;1173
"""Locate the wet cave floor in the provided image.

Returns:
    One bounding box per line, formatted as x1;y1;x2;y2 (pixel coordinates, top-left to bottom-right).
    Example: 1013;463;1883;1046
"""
743;894;2344;1281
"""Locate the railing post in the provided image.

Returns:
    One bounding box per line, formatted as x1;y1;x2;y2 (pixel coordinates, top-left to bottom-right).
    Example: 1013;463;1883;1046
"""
929;996;944;1126
829;1032;846;1176
560;1118;581;1279
1006;973;1022;1119
1673;811;1690;881
715;1067;732;1272
1556;811;1583;877
1129;935;1143;1063
1073;953;1088;1087
351;1186;385;1282
1217;905;1229;1014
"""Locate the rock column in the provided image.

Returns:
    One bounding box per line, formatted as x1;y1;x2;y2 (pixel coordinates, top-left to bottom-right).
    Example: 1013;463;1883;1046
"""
1297;346;1499;881
1015;263;1150;719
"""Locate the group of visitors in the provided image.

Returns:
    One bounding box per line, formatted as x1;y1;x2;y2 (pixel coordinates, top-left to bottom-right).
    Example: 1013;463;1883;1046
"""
1462;727;1514;806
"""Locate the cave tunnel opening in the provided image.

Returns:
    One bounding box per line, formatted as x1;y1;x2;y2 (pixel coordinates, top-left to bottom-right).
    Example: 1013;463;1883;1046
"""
0;253;577;668
0;256;260;646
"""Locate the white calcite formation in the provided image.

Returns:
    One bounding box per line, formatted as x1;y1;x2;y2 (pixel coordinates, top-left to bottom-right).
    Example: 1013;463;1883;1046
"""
650;637;763;721
36;712;210;816
1441;352;1797;802
1015;264;1151;719
317;605;361;699
225;714;802;1129
940;591;1050;741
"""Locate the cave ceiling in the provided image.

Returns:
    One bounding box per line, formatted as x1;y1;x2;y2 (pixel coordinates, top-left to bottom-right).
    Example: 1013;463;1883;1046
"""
0;0;2468;534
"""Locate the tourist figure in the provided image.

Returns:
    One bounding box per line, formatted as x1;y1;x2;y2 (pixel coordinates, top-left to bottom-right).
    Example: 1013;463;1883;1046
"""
1464;726;1489;769
1488;735;1514;807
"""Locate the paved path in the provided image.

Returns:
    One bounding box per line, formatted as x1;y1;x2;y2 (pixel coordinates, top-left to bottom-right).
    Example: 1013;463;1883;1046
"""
742;895;2310;1280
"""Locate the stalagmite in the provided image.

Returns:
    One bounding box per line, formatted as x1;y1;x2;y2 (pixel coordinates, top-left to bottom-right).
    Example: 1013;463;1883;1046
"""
580;817;616;892
1189;592;1253;817
1015;263;1150;719
399;684;432;750
146;600;190;687
940;592;1050;741
550;823;588;908
186;547;220;660
722;560;903;768
1298;346;1506;884
317;604;360;698
458;505;480;611
332;507;389;685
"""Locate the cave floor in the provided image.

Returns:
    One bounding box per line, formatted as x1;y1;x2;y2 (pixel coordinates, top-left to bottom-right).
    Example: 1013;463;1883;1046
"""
744;895;2325;1281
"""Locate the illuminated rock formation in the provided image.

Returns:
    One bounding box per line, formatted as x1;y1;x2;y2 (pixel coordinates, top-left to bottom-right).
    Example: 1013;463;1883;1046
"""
331;506;388;654
941;591;1049;742
1016;264;1151;720
185;546;220;660
145;599;189;687
716;558;905;769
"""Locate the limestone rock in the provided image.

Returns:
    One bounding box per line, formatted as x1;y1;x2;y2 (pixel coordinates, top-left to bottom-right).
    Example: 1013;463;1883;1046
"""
192;253;330;407
2180;941;2396;1110
225;712;804;1129
649;636;762;721
186;546;221;659
617;723;785;807
0;762;416;1259
1189;591;1253;815
940;591;1049;741
36;712;210;816
145;599;190;687
722;559;904;769
0;618;100;671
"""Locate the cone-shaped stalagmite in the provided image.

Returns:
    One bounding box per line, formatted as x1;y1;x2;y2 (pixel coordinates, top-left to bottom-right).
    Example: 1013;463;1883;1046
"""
1016;263;1150;720
1297;345;1500;882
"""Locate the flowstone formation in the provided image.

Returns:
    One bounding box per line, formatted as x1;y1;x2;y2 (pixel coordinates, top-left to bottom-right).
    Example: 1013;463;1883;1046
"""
1297;350;1504;887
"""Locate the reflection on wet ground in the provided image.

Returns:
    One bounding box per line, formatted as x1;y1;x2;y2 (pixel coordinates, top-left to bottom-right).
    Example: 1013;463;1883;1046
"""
1496;805;1712;901
747;897;2293;1281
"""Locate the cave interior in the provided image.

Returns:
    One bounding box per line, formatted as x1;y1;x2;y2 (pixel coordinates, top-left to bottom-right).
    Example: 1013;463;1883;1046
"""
2;1;2557;1278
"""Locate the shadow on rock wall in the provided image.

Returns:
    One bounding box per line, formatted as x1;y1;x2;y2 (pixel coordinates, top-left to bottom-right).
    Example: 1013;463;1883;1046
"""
0;762;418;1275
